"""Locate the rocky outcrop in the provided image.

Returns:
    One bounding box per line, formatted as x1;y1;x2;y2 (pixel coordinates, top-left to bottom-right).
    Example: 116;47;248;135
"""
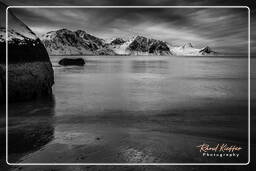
58;58;85;66
148;39;172;55
110;38;126;45
0;2;54;103
41;29;115;56
127;36;171;55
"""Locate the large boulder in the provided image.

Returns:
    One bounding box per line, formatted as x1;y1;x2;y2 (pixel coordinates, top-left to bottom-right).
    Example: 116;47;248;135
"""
0;2;54;103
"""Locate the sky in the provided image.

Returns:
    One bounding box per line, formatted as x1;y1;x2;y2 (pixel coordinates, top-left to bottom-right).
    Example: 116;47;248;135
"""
1;0;255;55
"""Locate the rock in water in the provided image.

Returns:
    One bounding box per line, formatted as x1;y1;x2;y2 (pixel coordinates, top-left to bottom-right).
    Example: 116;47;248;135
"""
0;2;54;103
58;58;85;66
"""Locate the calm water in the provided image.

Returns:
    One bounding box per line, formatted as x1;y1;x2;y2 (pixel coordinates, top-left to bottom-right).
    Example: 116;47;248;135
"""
6;55;254;163
51;56;249;115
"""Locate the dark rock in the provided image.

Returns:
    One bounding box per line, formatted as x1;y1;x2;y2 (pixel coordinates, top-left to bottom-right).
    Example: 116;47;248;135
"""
7;62;54;103
148;39;171;55
110;38;126;45
200;46;211;53
58;58;85;66
128;36;171;55
128;36;149;52
0;2;54;103
199;46;217;55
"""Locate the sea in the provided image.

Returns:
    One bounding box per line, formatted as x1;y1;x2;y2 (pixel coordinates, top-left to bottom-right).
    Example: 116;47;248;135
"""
4;55;256;164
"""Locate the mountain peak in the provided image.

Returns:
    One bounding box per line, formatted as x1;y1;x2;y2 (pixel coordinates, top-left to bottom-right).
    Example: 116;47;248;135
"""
56;28;72;34
75;30;87;37
182;42;193;48
134;35;148;40
126;35;171;55
76;29;86;33
41;28;109;55
41;28;73;40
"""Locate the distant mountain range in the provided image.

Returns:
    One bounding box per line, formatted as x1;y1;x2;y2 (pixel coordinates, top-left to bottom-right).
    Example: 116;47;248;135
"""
40;29;218;56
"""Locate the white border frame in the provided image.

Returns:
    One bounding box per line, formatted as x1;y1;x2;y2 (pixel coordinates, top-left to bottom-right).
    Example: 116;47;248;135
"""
5;6;251;166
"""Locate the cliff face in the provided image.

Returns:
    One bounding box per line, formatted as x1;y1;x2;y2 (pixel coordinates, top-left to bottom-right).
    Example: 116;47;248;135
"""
0;2;54;103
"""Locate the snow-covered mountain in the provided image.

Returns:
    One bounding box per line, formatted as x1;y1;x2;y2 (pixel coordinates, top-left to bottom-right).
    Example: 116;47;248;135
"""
109;36;172;56
41;29;116;56
40;28;218;56
109;37;136;55
168;43;217;56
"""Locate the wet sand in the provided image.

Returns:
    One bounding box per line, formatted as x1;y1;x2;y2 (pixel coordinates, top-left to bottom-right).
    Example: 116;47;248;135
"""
6;101;248;164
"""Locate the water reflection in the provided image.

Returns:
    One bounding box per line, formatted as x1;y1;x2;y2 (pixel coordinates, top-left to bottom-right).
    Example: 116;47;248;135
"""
7;95;55;163
130;60;169;73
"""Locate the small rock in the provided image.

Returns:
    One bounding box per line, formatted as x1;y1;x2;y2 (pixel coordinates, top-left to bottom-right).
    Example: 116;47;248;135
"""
58;58;85;66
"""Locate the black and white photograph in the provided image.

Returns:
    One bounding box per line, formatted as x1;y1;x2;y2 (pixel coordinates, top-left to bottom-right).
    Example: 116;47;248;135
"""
0;0;255;171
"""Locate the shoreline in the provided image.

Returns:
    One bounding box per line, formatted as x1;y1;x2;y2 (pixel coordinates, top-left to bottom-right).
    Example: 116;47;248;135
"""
5;99;249;164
